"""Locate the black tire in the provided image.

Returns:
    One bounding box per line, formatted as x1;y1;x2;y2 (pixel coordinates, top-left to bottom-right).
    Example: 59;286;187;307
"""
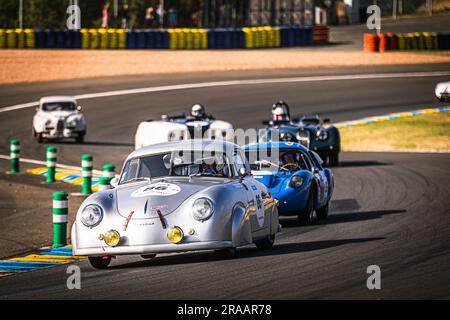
141;254;157;259
255;234;275;250
76;133;85;144
36;133;43;144
298;191;315;226
88;256;111;269
328;152;339;167
214;248;236;258
316;202;329;220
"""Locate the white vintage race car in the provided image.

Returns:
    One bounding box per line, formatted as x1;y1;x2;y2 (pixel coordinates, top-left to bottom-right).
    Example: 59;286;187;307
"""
32;96;86;143
435;81;450;102
72;140;280;269
134;111;234;150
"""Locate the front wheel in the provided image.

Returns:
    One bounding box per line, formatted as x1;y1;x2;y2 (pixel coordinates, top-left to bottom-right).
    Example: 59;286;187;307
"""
88;256;111;269
328;152;339;167
75;132;85;144
255;234;275;250
316;202;329;220
298;191;315;226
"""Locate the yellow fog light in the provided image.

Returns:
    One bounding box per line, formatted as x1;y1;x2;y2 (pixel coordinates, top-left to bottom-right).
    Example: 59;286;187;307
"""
167;226;184;244
104;230;120;247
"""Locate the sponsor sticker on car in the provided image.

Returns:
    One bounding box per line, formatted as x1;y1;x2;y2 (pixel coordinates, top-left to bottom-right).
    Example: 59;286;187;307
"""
131;182;181;197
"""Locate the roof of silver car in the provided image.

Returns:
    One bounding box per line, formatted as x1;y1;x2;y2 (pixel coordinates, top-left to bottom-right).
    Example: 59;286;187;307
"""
127;140;241;160
40;96;78;105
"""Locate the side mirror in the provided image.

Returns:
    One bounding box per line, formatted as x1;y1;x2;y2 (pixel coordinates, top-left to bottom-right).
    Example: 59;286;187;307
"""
313;168;319;174
110;177;119;188
36;106;40;112
238;167;247;182
77;106;82;112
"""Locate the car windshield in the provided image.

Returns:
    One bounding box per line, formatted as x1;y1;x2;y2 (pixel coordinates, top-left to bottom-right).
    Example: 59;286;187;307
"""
119;150;234;184
301;118;320;125
42;102;77;112
246;148;310;173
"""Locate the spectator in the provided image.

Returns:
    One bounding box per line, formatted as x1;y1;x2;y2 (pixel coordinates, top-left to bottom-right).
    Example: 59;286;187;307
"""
168;8;177;28
121;4;130;29
157;4;165;27
101;2;110;28
145;6;156;28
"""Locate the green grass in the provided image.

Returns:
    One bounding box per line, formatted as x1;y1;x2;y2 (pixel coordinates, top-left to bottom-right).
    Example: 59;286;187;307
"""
340;111;450;152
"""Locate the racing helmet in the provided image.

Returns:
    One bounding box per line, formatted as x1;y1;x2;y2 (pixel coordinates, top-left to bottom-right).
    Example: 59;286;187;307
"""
191;104;207;118
272;101;291;121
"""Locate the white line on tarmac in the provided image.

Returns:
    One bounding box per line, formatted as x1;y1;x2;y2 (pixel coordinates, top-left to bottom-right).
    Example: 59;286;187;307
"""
0;155;104;174
1;71;449;114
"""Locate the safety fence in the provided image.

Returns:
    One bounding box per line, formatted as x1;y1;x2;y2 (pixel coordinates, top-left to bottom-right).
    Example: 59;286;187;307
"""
364;32;450;52
0;26;327;50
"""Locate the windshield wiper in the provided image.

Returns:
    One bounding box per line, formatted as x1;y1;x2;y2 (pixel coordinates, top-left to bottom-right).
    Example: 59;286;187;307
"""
123;177;151;185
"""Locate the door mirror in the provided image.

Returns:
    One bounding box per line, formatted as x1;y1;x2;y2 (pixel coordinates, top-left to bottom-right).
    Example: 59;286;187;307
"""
110;177;119;188
77;106;82;112
36;106;39;112
238;167;247;178
313;168;319;174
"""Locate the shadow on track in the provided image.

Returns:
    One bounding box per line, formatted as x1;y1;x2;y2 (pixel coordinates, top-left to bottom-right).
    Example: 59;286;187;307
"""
279;209;405;228
337;160;390;168
109;237;384;270
40;140;134;147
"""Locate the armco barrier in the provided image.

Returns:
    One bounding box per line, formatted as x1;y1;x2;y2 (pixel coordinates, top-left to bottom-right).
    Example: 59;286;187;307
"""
364;32;449;52
0;26;327;49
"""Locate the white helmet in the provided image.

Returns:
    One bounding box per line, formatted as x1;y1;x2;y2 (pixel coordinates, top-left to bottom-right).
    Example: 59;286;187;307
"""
191;104;206;118
272;101;291;121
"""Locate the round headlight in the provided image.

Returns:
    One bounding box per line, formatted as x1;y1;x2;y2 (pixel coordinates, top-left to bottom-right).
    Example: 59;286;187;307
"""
81;204;103;228
317;130;328;141
192;198;214;221
290;175;303;188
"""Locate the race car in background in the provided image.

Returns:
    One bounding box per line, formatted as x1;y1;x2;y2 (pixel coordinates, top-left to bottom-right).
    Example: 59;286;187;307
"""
243;141;334;225
32;96;86;143
259;101;341;167
435;81;450;101
135;104;234;149
72;140;280;269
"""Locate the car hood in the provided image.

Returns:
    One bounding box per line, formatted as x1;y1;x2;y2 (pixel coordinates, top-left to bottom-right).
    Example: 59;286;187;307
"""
115;178;220;220
40;111;79;119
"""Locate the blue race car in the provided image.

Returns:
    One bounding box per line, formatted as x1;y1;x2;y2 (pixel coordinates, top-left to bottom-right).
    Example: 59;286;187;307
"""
243;142;334;225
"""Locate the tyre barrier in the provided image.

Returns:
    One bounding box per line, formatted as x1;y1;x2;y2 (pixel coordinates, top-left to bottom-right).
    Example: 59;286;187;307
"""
364;32;449;52
0;26;324;50
313;25;329;45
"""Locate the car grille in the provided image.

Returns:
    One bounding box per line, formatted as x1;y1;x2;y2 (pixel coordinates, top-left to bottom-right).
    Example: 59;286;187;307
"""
57;120;64;132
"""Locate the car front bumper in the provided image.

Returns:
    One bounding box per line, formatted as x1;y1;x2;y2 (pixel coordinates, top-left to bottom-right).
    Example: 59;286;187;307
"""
73;240;233;256
43;128;83;139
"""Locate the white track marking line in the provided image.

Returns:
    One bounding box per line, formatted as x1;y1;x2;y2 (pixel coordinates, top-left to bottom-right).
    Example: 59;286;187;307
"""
0;155;104;174
1;71;449;114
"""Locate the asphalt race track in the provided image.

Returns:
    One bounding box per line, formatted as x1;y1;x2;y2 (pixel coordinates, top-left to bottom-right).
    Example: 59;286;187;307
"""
0;64;449;299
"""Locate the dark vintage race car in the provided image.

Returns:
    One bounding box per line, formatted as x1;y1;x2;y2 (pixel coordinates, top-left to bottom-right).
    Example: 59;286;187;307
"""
259;115;341;167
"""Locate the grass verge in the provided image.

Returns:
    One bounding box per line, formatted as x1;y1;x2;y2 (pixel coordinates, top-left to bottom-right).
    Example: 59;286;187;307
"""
340;111;450;152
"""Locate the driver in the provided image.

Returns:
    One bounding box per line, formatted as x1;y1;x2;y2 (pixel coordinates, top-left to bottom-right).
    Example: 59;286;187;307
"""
191;104;207;119
272;101;291;122
201;162;216;175
280;152;300;172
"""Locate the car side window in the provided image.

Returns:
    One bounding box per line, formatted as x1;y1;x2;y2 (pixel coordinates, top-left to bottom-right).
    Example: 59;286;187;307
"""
232;150;247;177
308;151;323;170
119;158;139;184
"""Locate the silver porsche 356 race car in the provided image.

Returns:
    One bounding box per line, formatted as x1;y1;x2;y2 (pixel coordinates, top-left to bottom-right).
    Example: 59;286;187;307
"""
32;96;86;143
134;104;234;150
72;140;280;269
